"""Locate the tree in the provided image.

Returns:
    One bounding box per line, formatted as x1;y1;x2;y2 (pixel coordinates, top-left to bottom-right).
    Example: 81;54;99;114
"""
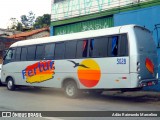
9;12;50;31
7;18;18;30
16;22;23;31
33;14;51;29
21;15;28;27
21;11;35;29
7;18;23;31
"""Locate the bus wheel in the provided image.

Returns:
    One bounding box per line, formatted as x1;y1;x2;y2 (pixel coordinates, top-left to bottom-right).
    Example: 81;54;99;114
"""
7;78;15;91
64;81;79;98
0;81;3;86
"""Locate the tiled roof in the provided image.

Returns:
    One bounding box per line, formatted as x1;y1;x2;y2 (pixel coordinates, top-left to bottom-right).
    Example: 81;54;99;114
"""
8;27;49;39
0;37;17;42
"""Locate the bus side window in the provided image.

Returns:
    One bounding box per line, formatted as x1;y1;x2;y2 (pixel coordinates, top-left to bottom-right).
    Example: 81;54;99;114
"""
36;45;44;60
15;47;21;61
89;39;94;57
108;36;119;57
27;46;36;60
65;41;77;59
44;43;55;60
108;34;128;57
76;40;88;58
21;47;27;61
91;37;108;57
118;34;128;56
112;36;118;56
55;42;65;59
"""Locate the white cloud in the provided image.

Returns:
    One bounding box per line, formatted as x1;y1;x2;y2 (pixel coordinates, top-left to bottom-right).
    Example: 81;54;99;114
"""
0;0;51;29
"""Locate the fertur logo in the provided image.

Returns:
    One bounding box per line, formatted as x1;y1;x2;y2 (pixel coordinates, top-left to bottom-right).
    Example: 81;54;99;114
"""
22;60;55;83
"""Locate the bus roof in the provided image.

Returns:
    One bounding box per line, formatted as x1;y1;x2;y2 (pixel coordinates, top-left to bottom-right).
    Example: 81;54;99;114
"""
10;24;146;48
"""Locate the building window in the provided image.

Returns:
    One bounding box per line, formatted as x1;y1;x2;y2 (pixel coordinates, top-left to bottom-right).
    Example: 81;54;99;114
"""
54;0;65;3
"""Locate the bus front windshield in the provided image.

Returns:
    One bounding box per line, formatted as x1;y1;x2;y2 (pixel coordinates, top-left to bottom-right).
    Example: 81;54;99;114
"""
3;49;15;64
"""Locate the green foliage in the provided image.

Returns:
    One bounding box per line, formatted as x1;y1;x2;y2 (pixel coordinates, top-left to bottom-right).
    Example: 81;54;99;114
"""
21;11;35;28
33;14;51;29
9;12;50;31
21;15;28;27
16;22;23;31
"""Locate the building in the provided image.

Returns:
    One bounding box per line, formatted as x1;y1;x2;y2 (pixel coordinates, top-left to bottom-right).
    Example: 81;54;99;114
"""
0;37;17;63
8;27;50;40
0;28;20;63
0;27;49;63
50;0;160;91
0;28;20;37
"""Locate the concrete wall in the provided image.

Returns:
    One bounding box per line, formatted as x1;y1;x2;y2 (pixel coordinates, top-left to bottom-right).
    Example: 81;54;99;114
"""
114;5;160;45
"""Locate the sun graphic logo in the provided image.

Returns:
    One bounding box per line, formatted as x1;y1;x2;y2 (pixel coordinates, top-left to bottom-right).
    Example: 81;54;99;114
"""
68;59;101;88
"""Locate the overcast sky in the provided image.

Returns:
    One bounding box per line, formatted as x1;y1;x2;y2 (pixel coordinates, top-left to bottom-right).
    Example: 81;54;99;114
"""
0;0;52;29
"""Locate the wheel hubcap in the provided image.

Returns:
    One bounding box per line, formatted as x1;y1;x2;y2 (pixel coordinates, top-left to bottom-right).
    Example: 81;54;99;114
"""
66;85;75;96
8;81;12;89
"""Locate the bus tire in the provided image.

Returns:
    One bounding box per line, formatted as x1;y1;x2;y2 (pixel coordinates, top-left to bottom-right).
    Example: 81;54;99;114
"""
0;80;2;86
64;80;79;98
7;77;15;91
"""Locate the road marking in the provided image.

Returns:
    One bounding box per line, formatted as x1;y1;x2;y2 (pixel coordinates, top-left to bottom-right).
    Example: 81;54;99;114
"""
43;117;63;120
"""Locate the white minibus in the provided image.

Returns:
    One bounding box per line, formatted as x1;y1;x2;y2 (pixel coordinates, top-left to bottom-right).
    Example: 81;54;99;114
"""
0;25;158;98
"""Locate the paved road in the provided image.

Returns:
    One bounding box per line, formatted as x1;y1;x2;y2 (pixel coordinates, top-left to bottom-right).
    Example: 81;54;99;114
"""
0;86;160;120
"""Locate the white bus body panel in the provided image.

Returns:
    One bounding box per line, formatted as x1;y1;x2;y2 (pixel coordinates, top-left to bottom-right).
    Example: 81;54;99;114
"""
2;57;130;89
